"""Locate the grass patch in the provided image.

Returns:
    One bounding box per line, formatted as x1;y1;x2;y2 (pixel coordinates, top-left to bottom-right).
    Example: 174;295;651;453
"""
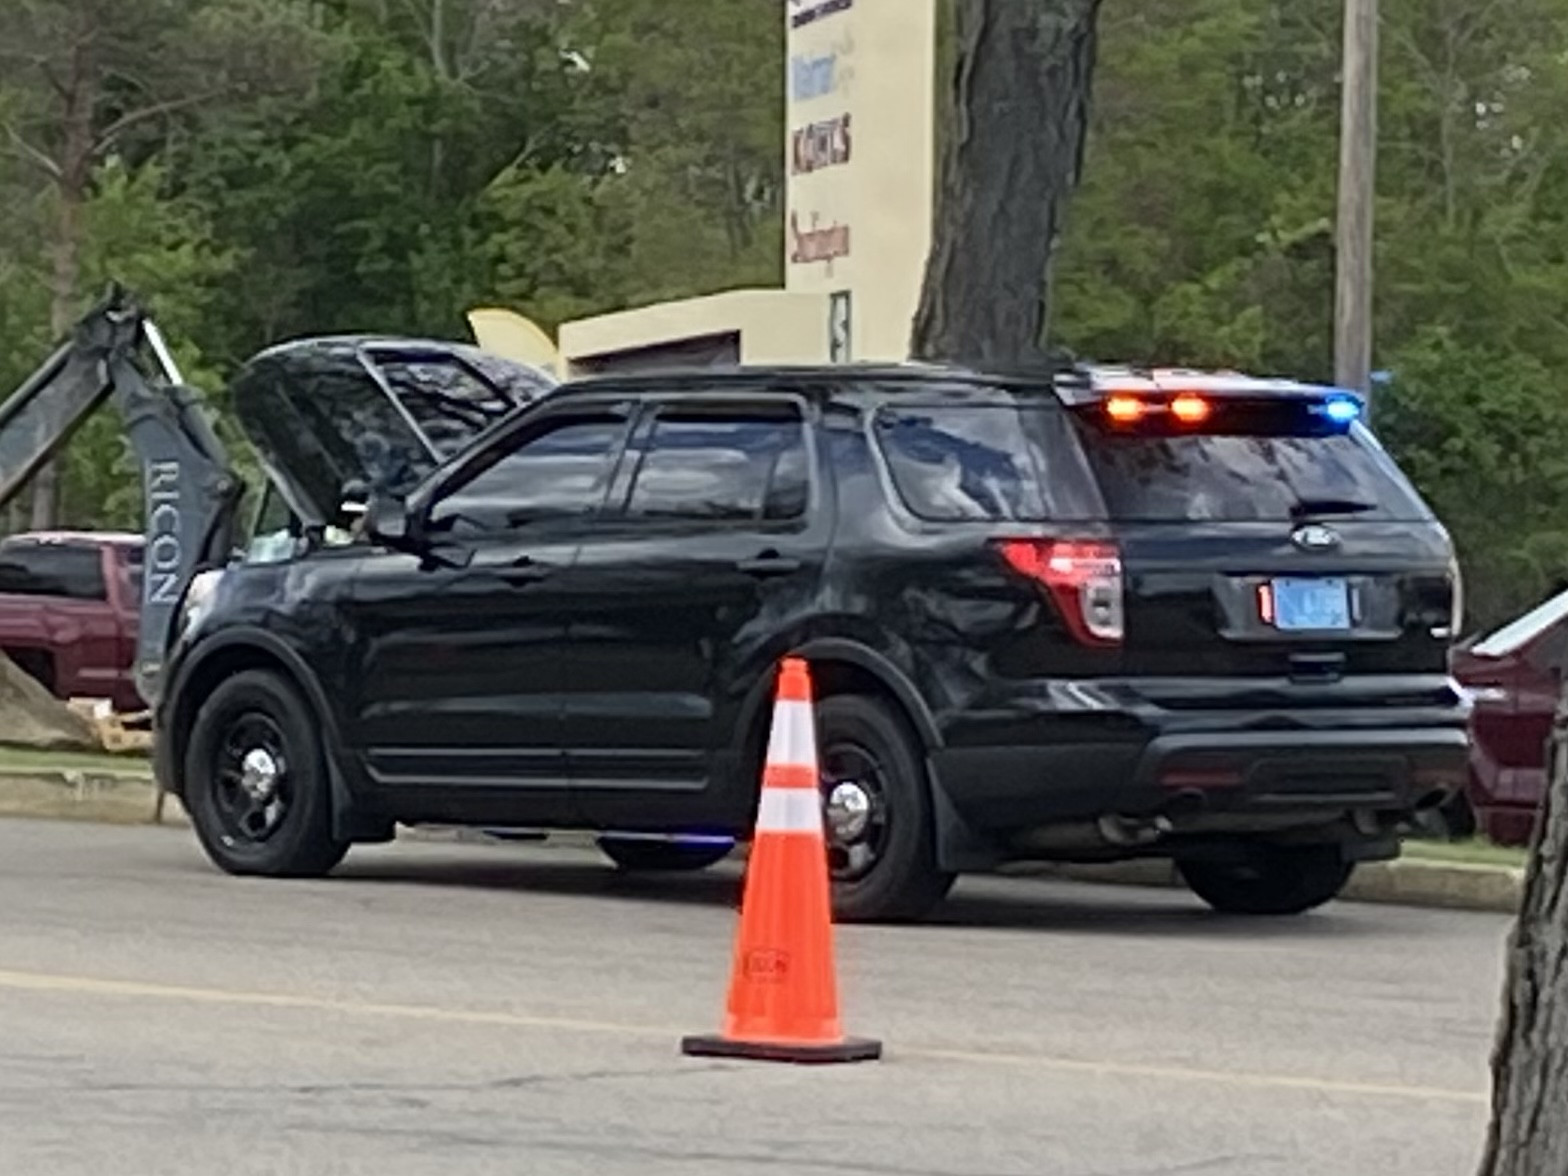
0;745;154;777
1404;837;1529;870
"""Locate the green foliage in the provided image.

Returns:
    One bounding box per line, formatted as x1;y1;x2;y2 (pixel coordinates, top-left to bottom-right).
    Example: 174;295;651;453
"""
1;0;780;534
1375;331;1568;628
59;160;239;530
1051;0;1568;628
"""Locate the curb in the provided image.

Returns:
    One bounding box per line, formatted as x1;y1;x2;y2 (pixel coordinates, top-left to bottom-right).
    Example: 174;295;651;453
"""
0;772;1524;915
1002;857;1525;915
0;769;185;827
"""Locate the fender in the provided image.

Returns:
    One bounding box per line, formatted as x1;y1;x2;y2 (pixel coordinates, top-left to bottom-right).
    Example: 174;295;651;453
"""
730;637;944;763
729;638;1003;873
160;626;391;842
792;637;944;749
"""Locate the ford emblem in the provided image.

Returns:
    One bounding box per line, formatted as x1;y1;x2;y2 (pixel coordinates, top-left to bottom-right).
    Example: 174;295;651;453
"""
1292;523;1341;552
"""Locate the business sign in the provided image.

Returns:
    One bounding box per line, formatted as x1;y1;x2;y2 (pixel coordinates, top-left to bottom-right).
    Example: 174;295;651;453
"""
791;50;839;101
789;0;853;30
829;291;852;361
791;113;852;175
785;0;933;359
789;211;851;274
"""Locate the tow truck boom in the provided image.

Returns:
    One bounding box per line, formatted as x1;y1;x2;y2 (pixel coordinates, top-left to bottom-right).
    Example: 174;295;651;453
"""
0;287;245;709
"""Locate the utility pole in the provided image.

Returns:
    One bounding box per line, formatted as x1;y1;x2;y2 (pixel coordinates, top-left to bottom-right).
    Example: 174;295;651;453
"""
1335;0;1378;412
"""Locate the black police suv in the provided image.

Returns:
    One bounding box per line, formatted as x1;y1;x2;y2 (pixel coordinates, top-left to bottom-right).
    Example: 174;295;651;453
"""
155;339;1470;922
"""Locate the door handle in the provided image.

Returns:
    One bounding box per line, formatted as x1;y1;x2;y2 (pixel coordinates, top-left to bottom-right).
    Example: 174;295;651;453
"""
493;556;553;585
496;566;551;585
735;552;802;577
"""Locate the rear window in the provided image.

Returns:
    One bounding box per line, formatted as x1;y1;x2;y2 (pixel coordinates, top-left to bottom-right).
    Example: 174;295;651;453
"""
0;542;107;601
872;403;1097;522
626;406;809;523
1072;421;1431;523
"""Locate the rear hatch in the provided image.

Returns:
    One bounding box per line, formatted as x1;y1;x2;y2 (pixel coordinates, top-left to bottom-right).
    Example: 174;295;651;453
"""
1065;386;1459;697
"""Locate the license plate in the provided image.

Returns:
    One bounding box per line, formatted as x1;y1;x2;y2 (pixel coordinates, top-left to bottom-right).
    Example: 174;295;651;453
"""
1271;577;1352;632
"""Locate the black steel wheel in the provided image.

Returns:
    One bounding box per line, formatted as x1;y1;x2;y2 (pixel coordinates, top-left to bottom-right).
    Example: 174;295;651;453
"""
1176;844;1353;916
183;669;349;878
815;694;954;923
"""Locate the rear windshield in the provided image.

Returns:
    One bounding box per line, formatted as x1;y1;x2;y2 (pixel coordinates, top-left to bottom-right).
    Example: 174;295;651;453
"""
0;542;108;601
1072;421;1432;523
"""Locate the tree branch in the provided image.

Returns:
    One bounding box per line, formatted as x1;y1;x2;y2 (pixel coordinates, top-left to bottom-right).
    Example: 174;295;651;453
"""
1;123;63;180
39;62;72;102
93;90;226;150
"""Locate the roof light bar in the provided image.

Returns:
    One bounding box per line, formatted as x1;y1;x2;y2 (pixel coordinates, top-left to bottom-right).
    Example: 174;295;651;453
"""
1102;392;1212;427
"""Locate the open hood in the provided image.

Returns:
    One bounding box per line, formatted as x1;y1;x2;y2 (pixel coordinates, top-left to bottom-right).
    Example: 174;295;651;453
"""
230;335;557;527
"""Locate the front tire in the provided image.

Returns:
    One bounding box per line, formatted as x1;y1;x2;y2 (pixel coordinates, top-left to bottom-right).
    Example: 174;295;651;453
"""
183;669;349;878
816;694;955;923
1177;844;1352;916
599;836;734;872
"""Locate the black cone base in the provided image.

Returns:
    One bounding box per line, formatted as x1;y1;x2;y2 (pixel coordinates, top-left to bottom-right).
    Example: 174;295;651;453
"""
680;1033;882;1064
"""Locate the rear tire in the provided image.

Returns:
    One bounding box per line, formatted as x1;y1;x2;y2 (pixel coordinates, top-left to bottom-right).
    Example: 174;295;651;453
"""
183;669;349;878
816;694;956;923
599;836;734;873
1177;844;1352;916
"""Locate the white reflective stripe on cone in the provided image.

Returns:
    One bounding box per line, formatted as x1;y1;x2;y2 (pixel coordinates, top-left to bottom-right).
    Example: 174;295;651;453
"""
766;698;818;768
756;786;824;835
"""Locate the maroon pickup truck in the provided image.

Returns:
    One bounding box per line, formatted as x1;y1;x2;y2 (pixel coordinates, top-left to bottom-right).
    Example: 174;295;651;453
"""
0;531;144;713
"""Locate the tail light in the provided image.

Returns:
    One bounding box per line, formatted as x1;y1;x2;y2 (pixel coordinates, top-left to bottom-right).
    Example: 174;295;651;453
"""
994;539;1125;646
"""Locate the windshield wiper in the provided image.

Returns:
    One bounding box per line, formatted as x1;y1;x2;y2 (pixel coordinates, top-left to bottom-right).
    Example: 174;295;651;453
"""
1290;496;1377;518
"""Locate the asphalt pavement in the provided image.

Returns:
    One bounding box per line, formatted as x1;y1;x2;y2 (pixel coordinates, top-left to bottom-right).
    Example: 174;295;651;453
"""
0;819;1509;1176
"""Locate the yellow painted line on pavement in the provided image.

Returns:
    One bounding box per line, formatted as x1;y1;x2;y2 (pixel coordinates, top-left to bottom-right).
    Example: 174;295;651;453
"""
909;1045;1488;1106
0;967;1487;1107
0;967;671;1040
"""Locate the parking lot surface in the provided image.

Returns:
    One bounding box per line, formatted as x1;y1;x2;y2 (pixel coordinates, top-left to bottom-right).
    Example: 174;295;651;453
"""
0;819;1506;1175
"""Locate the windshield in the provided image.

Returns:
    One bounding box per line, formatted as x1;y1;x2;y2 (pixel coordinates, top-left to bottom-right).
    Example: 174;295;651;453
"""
1071;419;1432;523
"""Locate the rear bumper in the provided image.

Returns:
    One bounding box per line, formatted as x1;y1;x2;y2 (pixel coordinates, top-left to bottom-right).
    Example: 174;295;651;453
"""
929;677;1472;841
1129;726;1469;810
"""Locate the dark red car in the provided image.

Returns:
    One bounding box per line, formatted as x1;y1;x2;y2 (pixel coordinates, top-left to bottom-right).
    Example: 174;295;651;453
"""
1449;589;1568;847
0;530;145;713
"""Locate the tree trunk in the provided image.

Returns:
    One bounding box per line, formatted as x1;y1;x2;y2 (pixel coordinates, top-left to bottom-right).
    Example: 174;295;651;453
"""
1477;687;1568;1175
910;0;1101;368
30;23;97;532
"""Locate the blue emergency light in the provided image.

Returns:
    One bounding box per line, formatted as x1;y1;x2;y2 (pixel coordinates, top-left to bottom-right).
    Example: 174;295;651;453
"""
1323;396;1362;425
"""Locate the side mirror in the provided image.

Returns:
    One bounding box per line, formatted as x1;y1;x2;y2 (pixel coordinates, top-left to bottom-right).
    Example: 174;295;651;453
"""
364;493;416;548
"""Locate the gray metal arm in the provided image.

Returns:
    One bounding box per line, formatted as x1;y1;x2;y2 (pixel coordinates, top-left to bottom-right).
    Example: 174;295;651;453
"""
0;288;245;709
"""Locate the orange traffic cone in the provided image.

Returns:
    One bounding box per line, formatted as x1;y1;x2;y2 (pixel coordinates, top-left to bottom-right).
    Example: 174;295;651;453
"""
681;657;881;1065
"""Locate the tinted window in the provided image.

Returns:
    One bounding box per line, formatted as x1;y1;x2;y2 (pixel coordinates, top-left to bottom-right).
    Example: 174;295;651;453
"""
624;406;809;522
0;543;107;601
434;414;628;531
874;405;1060;522
1073;423;1432;523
